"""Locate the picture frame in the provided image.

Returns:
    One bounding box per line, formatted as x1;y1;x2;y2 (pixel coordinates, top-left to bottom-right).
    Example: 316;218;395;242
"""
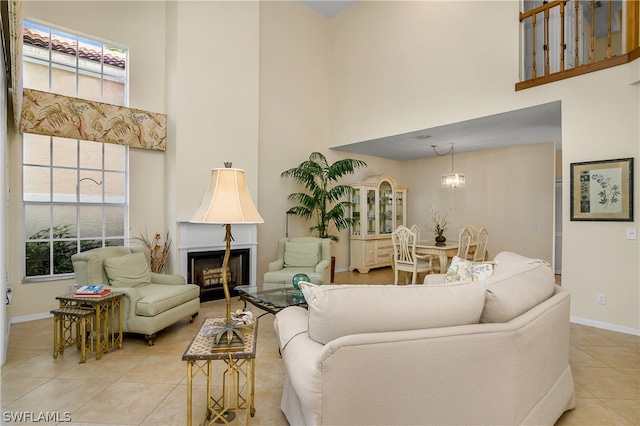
570;158;634;221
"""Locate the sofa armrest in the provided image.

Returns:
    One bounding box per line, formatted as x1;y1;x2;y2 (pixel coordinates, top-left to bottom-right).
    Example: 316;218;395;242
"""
151;272;186;285
111;286;143;319
268;259;284;271
423;273;445;284
315;259;330;274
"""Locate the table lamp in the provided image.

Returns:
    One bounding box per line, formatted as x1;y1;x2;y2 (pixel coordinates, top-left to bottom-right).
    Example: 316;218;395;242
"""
190;164;264;348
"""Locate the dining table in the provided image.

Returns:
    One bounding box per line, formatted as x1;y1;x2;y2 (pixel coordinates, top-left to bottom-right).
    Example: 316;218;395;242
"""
415;240;477;272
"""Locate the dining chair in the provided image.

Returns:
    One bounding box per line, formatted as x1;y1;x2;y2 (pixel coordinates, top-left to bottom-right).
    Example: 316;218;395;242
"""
457;226;474;260
410;224;421;241
392;225;433;285
473;227;489;261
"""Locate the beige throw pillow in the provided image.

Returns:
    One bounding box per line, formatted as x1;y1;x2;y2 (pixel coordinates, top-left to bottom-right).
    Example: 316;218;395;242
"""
103;252;152;288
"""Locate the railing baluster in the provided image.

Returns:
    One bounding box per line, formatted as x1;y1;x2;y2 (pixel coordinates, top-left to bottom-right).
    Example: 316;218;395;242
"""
607;0;612;58
560;1;565;71
574;0;580;67
532;13;537;78
590;0;595;63
545;7;550;75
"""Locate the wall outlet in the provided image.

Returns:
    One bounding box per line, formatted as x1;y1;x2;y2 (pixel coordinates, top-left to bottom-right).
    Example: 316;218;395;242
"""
626;228;637;240
597;293;606;305
6;286;13;305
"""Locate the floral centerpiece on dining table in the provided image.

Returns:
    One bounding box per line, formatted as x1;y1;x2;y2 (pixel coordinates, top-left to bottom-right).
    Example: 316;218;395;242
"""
429;206;453;244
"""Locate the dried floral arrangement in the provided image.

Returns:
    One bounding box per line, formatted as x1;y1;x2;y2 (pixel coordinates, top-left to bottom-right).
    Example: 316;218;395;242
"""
429;206;454;237
131;230;172;273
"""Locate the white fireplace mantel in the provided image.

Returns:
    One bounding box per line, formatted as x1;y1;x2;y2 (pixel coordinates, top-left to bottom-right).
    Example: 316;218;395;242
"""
177;220;258;285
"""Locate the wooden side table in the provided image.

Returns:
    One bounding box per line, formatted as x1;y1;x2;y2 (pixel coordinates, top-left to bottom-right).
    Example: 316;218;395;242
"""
56;292;123;360
182;318;258;426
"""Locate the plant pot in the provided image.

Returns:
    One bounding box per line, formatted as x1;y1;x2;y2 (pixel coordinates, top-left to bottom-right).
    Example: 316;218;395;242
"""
435;235;446;244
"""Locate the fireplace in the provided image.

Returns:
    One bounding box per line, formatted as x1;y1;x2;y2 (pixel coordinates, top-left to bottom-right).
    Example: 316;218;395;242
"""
177;221;258;301
188;249;250;301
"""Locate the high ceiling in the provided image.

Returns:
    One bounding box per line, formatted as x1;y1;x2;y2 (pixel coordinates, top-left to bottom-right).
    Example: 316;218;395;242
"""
297;2;563;161
298;0;357;17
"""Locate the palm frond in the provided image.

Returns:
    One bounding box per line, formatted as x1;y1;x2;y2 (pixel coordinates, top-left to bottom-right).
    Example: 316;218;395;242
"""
282;152;366;242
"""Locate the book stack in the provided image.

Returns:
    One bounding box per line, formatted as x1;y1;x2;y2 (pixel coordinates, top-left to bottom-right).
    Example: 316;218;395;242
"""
74;285;111;297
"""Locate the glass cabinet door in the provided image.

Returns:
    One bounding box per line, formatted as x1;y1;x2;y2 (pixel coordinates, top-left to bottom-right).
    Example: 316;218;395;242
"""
395;190;404;228
379;181;392;234
351;190;361;236
367;189;375;235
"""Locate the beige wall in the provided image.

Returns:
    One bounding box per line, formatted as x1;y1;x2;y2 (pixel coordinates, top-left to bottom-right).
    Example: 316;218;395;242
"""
5;1;639;335
327;1;638;333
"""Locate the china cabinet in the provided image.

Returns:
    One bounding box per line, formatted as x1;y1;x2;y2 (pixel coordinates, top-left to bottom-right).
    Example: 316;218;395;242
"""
350;174;407;273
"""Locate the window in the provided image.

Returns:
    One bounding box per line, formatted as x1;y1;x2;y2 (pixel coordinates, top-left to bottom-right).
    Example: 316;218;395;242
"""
22;21;128;279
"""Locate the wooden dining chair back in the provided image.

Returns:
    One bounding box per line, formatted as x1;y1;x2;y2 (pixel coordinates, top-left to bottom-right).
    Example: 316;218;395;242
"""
410;224;420;241
392;225;433;285
457;227;474;260
473;227;489;261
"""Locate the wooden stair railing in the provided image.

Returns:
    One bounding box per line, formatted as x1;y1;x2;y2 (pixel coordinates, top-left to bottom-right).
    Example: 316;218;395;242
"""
517;0;640;90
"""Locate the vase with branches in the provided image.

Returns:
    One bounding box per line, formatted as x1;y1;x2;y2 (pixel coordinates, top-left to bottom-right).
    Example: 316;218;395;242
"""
429;206;453;242
131;230;171;273
281;152;367;242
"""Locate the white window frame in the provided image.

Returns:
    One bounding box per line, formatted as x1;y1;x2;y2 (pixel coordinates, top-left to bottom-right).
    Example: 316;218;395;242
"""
22;20;129;281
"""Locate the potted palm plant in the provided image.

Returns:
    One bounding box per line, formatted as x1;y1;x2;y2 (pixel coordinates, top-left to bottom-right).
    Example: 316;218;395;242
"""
281;152;367;242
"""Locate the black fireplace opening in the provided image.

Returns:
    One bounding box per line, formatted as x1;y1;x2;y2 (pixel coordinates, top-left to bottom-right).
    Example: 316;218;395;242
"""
187;248;250;302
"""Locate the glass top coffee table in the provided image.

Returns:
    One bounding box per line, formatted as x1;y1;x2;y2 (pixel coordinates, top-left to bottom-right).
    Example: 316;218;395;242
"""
234;282;307;316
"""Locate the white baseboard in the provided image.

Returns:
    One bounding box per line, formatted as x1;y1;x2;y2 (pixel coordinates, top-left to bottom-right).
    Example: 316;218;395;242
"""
11;312;53;324
571;316;640;336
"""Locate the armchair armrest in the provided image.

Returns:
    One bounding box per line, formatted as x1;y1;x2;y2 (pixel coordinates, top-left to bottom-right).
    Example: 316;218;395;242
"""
151;272;186;285
268;259;284;271
315;259;330;274
111;286;143;319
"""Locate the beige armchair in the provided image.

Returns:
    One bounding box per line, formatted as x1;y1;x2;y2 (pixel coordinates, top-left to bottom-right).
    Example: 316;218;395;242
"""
71;246;200;345
263;237;331;284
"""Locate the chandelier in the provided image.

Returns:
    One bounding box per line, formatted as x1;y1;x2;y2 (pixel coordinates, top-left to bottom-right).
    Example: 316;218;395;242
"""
431;143;465;188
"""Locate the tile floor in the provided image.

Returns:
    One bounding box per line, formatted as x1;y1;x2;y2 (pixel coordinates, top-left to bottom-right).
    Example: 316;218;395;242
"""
1;268;638;425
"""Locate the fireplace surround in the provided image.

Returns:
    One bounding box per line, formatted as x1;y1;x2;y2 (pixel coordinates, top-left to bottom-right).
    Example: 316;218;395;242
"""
178;221;258;301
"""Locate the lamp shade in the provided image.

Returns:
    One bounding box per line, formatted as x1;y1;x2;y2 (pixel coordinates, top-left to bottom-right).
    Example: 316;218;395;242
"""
190;168;264;224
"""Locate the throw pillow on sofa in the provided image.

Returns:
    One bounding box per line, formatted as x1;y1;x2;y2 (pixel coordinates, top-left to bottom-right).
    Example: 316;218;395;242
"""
442;256;496;283
480;252;556;323
103;252;152;288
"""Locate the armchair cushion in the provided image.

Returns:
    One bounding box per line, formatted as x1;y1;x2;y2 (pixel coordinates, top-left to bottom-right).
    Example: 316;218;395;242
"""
136;283;200;317
284;242;320;267
103;252;152;288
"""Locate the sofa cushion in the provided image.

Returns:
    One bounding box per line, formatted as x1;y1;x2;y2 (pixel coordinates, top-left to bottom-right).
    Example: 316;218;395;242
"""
480;251;556;323
441;256;496;283
304;282;486;345
135;283;200;317
284;242;320;267
103;252;151;288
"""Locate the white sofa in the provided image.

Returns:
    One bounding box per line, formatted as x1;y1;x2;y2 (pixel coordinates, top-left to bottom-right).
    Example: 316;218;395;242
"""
274;251;576;425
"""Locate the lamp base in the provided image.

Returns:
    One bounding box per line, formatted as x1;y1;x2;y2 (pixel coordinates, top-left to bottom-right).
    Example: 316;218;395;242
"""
209;319;248;351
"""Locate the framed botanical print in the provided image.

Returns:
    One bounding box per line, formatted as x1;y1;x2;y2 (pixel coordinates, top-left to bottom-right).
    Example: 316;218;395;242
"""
570;158;634;221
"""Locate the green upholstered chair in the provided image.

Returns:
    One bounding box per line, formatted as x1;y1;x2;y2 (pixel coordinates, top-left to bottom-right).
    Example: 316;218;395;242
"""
71;246;199;345
263;237;331;285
